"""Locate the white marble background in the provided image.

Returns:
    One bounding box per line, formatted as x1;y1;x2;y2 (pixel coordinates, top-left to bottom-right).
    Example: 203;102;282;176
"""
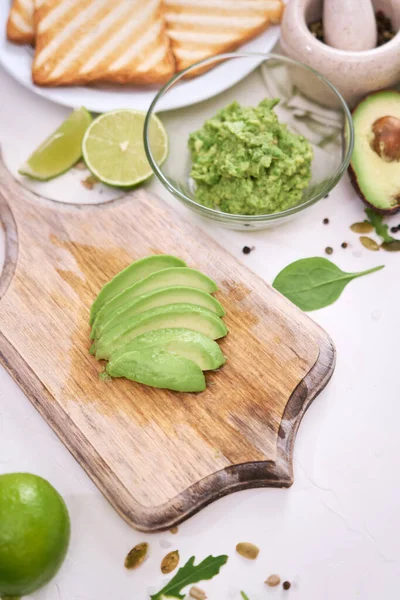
0;64;399;600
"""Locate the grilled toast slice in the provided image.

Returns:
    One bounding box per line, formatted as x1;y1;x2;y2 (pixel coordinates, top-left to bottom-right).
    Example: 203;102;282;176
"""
32;0;175;86
164;0;284;73
7;0;35;44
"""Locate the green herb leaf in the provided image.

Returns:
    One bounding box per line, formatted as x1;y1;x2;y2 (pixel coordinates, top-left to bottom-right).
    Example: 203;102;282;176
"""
241;593;250;600
151;555;228;600
272;257;384;311
365;208;395;243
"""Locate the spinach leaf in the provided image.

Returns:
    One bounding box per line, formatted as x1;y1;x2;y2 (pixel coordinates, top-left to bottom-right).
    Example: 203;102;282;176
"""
151;555;228;600
272;257;384;311
365;208;395;243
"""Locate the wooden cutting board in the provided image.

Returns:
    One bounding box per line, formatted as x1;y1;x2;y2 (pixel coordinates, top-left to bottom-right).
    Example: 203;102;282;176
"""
0;162;335;532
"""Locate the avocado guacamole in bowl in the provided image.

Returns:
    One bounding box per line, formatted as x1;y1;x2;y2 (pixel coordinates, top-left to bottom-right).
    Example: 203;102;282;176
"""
144;53;354;230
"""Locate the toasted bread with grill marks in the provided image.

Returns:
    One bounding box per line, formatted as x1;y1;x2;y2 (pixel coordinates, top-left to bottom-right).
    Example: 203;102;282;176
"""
32;0;175;86
7;0;35;44
164;0;284;74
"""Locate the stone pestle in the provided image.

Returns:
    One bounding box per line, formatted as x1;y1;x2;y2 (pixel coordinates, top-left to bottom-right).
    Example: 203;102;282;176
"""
323;0;377;51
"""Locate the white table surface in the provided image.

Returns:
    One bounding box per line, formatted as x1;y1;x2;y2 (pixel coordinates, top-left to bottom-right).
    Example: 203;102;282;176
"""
1;64;399;600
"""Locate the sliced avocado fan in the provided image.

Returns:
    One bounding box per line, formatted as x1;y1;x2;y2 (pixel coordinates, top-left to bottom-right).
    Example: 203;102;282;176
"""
90;255;186;325
89;255;227;393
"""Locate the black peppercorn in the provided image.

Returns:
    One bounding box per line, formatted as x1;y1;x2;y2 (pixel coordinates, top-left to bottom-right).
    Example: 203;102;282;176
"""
242;246;251;255
341;242;348;249
323;218;329;225
283;581;291;590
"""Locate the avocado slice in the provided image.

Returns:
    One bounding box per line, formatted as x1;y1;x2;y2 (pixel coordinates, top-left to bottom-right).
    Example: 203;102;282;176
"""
349;90;400;213
89;255;186;325
95;303;228;360
93;268;218;329
109;328;226;370
106;348;206;392
91;286;225;340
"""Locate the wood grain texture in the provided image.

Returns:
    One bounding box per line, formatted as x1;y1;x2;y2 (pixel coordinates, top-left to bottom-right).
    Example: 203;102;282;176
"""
0;161;335;531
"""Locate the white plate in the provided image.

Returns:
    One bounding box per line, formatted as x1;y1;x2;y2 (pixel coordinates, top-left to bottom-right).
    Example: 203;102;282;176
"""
0;2;279;113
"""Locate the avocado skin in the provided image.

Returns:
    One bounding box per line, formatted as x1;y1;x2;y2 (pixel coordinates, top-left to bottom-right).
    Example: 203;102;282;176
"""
348;89;400;215
348;162;400;215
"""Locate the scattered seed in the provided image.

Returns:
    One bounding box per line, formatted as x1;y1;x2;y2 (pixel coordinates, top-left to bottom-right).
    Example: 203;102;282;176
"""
390;226;399;233
283;581;291;590
81;174;99;190
161;550;180;574
311;11;395;47
323;218;329;225
324;193;329;198
236;542;260;560
242;246;252;255
124;542;148;570
325;246;333;255
169;526;179;534
341;242;348;248
381;240;400;252
350;222;373;234
360;236;379;251
376;10;396;46
309;19;324;42
265;574;281;587
189;586;207;599
74;160;87;170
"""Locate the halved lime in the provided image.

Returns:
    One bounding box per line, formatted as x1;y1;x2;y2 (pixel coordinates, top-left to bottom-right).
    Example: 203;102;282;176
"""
19;107;92;181
82;109;167;187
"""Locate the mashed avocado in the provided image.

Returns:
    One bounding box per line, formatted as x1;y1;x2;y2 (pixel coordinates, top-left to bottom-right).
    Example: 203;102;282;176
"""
188;99;313;215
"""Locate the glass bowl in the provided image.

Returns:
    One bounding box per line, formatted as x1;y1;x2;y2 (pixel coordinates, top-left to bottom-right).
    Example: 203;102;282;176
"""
144;53;354;231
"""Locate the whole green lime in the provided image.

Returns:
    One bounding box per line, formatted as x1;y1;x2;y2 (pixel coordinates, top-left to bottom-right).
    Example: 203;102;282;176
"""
0;473;70;598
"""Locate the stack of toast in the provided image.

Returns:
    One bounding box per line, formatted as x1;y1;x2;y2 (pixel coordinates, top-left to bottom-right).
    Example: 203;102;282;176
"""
6;0;284;86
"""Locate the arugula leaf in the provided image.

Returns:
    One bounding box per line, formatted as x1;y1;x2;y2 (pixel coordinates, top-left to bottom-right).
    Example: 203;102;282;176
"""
272;257;384;311
151;555;228;600
241;593;250;600
365;208;395;243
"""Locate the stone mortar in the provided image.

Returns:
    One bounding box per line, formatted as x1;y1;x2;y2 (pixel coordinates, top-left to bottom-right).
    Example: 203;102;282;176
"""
280;0;400;108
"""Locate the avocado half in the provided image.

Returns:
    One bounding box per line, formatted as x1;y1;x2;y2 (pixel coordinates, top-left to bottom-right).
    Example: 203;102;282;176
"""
349;90;400;214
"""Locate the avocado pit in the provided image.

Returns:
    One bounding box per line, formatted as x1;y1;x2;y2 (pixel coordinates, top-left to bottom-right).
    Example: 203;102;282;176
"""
371;115;400;162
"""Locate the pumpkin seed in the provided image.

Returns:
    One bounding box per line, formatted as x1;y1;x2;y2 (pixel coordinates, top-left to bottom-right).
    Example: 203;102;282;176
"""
350;222;373;234
161;550;180;574
189;586;207;599
360;236;380;251
265;574;281;587
124;542;148;569
381;240;400;251
236;542;260;560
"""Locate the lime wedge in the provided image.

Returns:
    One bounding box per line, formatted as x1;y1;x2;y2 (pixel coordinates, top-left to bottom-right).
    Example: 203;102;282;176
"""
82;109;167;188
19;107;92;181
